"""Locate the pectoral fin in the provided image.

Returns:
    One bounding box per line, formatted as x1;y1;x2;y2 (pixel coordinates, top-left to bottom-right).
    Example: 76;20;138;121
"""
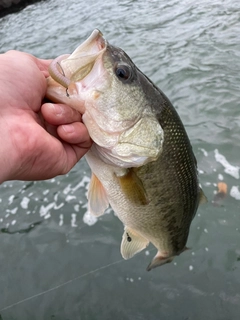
121;227;149;260
88;173;109;216
117;169;149;206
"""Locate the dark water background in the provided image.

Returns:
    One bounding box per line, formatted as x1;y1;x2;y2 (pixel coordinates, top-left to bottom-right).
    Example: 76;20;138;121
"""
0;0;240;319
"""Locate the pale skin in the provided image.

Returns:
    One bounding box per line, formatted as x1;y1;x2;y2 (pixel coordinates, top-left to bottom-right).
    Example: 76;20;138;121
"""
0;50;92;183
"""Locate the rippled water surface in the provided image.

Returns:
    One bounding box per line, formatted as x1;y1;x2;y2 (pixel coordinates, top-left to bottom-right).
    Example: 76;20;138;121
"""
1;0;240;319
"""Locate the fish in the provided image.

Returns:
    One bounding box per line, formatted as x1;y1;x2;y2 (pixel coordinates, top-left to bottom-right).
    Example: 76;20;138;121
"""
46;29;207;271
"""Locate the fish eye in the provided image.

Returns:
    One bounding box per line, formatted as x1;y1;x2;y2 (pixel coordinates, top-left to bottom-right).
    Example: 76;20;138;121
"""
115;64;131;81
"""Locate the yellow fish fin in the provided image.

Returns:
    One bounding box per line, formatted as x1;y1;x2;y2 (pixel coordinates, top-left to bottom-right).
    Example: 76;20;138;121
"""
117;168;149;206
121;227;149;260
199;188;208;205
88;173;109;216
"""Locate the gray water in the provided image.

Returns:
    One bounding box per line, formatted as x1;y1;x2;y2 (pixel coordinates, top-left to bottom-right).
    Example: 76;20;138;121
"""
0;0;240;319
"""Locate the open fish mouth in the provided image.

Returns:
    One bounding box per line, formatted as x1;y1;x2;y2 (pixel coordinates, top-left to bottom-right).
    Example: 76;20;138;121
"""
61;29;107;81
48;29;107;88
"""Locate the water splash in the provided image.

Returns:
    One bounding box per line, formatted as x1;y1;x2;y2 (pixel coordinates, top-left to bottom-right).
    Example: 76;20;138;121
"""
214;149;239;179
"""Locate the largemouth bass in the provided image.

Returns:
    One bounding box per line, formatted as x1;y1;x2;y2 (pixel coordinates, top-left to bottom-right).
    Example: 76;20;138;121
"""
46;29;206;271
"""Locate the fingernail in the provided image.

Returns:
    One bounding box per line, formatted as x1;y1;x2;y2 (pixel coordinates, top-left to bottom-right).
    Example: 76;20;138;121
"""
62;124;74;133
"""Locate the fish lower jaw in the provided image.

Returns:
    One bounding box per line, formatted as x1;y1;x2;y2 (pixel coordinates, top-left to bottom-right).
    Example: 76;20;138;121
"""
95;145;151;168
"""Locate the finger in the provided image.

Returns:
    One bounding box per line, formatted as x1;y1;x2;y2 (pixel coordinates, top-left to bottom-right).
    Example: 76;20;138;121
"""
37;58;51;70
62;141;92;172
45;122;59;139
57;122;92;146
41;103;82;125
39;60;52;78
48;128;92;176
35;57;52;77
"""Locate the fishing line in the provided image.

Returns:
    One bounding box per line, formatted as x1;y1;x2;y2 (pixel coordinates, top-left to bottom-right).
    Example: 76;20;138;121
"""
0;258;123;312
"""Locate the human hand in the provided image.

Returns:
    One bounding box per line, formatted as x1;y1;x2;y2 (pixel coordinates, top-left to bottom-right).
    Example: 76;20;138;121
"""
0;50;92;183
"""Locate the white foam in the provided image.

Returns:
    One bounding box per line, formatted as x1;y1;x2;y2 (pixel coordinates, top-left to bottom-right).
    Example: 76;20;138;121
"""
54;193;59;202
71;213;78;227
74;204;80;212
218;174;224;181
83;210;98;226
214;149;239;179
8;195;15;205
59;214;64;226
39;202;55;217
20;197;30;209
71;176;90;192
199;148;208;157
6;207;18;215
54;203;64;210
63;184;72;195
62;177;90;206
230;186;240;200
65;195;76;202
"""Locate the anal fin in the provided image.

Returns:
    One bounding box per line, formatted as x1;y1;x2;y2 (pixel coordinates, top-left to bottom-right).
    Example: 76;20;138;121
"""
146;252;174;271
121;227;149;260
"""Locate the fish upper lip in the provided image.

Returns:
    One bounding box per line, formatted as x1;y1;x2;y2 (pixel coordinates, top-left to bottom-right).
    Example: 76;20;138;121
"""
75;29;107;54
59;29;107;82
